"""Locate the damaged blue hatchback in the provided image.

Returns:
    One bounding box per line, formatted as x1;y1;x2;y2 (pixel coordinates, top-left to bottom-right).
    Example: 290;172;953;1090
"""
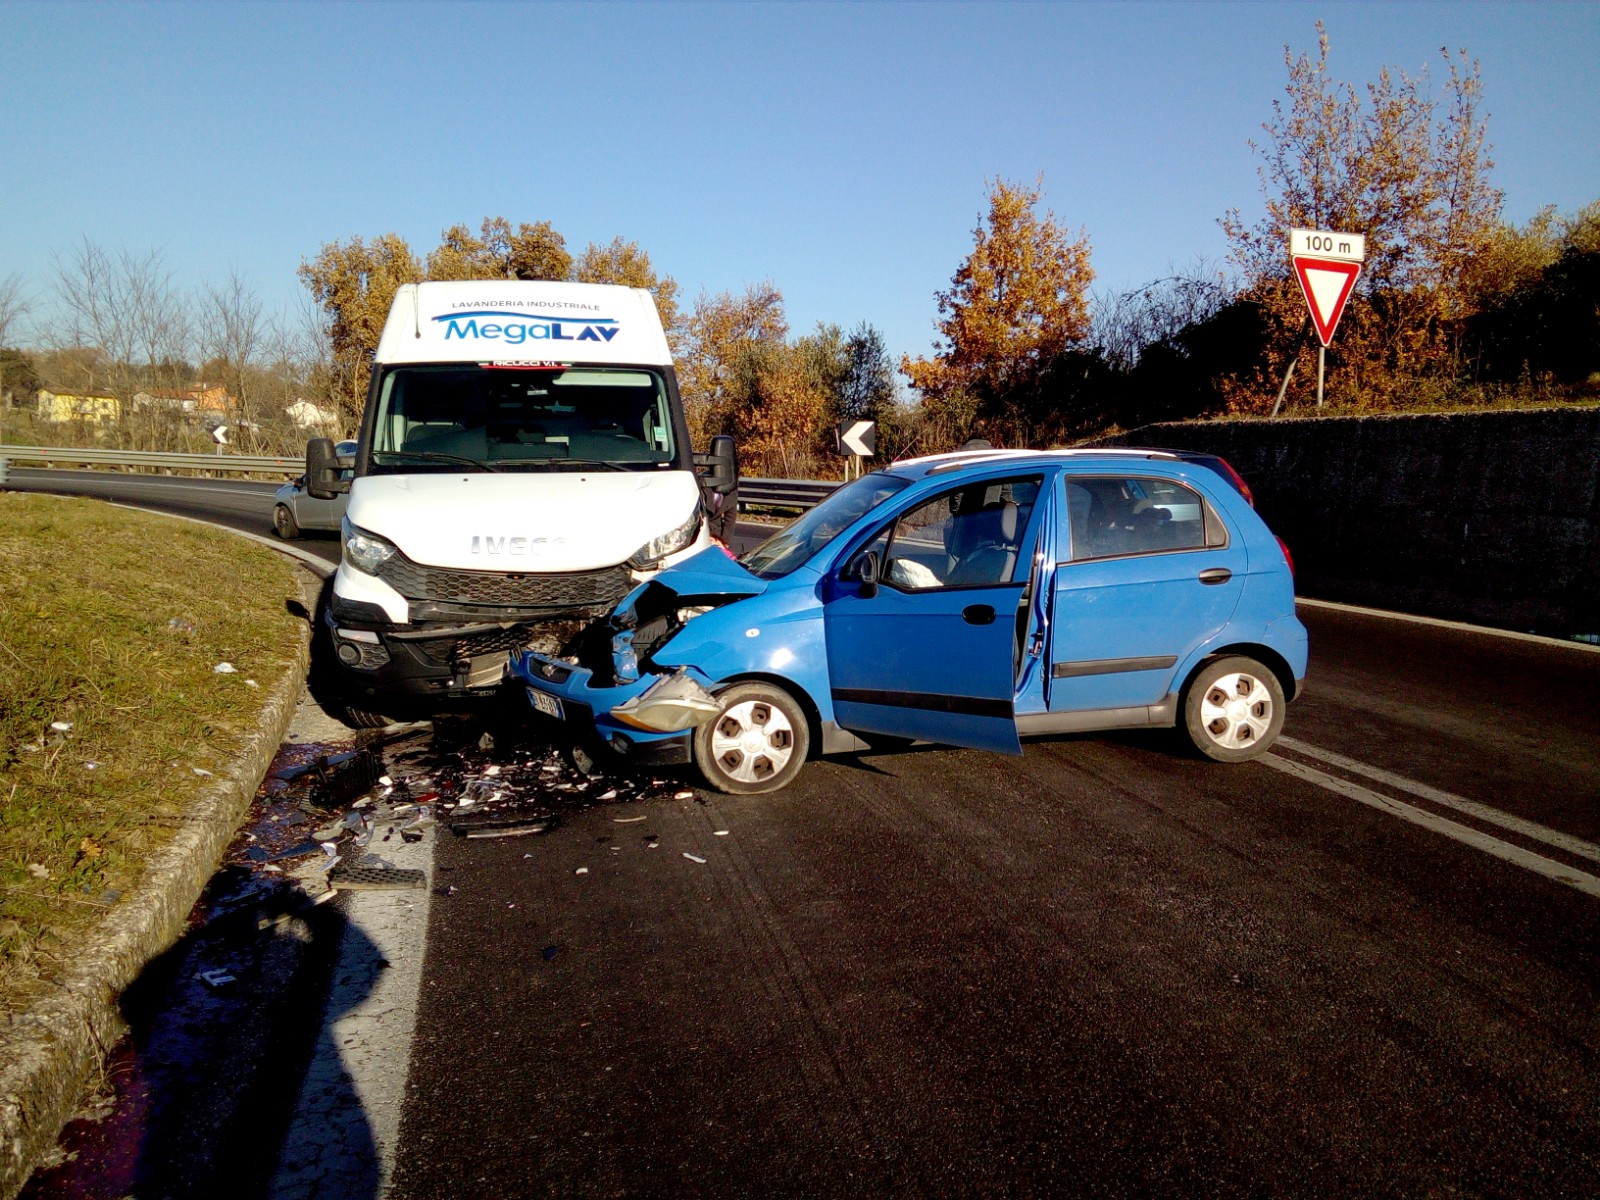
510;448;1308;795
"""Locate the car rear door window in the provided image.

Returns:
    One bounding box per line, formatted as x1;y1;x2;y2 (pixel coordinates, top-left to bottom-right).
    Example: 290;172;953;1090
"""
1065;476;1220;561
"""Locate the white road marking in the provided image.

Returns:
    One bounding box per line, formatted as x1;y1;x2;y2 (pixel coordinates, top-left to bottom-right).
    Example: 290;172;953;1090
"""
1296;596;1600;654
1261;753;1600;900
1277;736;1600;866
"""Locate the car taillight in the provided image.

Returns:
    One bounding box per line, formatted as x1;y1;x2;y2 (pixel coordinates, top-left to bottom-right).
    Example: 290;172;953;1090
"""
1276;536;1295;578
1216;456;1255;507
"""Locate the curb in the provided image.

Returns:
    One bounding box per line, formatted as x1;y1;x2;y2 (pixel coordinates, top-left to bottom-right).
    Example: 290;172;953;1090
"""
0;561;315;1200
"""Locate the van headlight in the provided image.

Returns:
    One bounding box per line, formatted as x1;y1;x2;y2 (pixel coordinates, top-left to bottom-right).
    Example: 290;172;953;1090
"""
341;516;397;575
628;505;701;569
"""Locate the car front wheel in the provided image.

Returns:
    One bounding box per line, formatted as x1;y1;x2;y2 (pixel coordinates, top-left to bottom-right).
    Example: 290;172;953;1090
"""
273;504;300;539
692;682;811;795
1182;655;1285;762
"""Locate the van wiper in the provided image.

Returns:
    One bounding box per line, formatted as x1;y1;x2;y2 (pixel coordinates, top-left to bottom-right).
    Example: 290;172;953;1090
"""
502;458;631;472
378;450;502;472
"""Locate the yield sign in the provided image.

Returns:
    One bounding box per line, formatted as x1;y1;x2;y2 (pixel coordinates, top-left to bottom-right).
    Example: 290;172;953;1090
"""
1292;256;1361;347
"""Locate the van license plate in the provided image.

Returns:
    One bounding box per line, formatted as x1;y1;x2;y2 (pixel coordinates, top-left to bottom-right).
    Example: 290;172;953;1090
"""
527;688;563;721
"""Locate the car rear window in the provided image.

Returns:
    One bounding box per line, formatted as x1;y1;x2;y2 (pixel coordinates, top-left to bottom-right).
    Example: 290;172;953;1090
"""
1064;476;1223;560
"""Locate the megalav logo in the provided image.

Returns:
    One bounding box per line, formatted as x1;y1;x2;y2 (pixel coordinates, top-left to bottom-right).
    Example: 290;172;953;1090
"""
435;309;621;345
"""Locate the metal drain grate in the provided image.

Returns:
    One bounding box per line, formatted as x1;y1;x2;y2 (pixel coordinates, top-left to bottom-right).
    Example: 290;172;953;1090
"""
328;865;427;891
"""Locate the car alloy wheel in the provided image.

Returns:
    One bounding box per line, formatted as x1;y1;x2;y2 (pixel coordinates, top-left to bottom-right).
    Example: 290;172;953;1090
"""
1182;655;1285;762
692;681;811;795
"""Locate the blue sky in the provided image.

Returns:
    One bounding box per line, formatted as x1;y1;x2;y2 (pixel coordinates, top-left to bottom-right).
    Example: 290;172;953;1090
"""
3;1;1597;367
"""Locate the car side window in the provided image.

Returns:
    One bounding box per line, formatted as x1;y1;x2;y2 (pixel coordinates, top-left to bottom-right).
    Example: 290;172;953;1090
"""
882;477;1040;590
1065;476;1217;561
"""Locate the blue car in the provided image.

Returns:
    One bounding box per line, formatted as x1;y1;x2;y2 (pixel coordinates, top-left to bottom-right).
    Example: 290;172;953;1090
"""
510;448;1307;794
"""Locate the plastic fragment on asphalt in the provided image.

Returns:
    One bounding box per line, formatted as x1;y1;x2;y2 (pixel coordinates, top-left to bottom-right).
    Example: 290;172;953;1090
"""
599;789;618;800
613;816;648;824
328;864;427;891
682;853;707;864
675;791;695;800
574;867;589;875
379;775;394;786
541;945;559;961
713;830;729;836
455;819;559;839
199;969;236;988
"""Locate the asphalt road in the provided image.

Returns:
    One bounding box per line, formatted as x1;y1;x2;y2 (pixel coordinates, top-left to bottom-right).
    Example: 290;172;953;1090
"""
389;610;1599;1198
11;468;1600;1197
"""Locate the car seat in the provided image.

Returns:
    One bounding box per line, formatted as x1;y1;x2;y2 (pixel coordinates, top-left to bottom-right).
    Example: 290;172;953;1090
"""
945;500;1021;586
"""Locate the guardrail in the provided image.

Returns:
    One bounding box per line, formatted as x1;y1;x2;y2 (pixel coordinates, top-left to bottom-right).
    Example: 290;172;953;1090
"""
0;446;844;511
0;444;304;476
740;477;837;512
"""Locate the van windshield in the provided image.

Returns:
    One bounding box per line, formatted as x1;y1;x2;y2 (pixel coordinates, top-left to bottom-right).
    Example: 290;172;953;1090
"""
366;364;680;473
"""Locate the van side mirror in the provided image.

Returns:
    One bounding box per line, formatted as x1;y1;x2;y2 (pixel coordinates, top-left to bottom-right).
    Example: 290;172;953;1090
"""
698;434;738;495
850;550;881;600
305;437;348;500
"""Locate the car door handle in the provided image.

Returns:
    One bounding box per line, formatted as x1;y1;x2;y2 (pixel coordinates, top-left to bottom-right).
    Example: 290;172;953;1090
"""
1198;568;1233;586
963;604;997;625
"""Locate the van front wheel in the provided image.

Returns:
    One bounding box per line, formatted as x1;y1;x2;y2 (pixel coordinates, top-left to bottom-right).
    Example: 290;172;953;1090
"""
692;682;810;795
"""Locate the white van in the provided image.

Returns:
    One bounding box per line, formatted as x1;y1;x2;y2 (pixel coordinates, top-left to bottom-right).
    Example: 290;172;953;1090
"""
305;280;736;724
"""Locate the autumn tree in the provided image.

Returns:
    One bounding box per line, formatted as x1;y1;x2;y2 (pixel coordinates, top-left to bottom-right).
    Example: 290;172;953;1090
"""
297;233;422;421
1220;23;1503;410
574;237;682;341
676;282;789;446
424;217;571;283
903;177;1094;446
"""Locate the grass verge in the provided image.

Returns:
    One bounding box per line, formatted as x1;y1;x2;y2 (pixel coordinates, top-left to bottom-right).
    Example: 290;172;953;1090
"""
0;493;304;1010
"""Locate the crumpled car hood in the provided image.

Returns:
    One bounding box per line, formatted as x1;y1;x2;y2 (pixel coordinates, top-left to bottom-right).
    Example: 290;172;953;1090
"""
645;545;770;601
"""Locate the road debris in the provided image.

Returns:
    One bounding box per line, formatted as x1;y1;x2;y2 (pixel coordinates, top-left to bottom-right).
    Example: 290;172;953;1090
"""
682;853;707;864
328;865;427;891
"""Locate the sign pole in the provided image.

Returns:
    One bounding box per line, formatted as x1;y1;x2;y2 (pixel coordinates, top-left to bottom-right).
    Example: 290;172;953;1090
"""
1317;345;1326;409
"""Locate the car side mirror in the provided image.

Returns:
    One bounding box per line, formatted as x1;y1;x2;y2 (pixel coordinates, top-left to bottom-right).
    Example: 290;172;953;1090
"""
305;437;349;500
850;550;881;599
698;434;738;495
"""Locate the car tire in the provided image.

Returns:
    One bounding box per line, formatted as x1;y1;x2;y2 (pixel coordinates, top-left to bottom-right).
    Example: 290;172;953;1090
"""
1181;655;1285;762
691;681;811;795
273;504;300;540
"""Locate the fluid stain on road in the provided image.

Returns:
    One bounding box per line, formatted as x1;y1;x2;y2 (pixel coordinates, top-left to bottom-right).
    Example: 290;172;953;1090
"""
19;717;692;1200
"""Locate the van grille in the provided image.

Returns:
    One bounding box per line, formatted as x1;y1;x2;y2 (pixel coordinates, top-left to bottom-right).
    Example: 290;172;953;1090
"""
376;556;632;612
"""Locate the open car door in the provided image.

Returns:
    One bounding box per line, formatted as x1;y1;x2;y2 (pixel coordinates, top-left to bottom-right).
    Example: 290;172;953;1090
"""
823;475;1046;755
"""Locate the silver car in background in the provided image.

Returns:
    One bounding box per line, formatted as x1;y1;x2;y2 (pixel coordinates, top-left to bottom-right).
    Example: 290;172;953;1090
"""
272;440;355;538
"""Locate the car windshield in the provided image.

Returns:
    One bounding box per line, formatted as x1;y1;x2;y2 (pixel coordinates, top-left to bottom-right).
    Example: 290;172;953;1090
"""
741;472;911;579
366;364;679;473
